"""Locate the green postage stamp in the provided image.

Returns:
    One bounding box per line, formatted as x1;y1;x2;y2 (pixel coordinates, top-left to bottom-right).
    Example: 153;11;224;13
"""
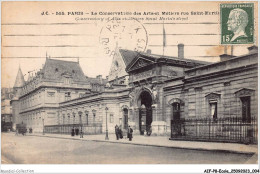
220;3;254;44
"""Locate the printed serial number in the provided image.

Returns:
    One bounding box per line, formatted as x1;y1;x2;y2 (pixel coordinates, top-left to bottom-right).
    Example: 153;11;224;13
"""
204;169;259;173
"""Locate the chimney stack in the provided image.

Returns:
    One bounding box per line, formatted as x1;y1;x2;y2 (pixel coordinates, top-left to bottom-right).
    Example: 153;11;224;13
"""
248;45;258;54
178;43;184;58
96;75;102;84
146;49;152;54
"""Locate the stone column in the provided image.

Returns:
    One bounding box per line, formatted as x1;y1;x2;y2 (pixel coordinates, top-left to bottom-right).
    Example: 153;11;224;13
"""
151;104;166;136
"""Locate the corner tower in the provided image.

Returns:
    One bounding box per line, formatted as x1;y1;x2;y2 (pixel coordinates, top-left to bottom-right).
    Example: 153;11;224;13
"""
13;66;25;97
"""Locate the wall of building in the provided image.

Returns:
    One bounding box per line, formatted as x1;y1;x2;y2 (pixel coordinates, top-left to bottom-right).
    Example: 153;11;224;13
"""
57;89;130;134
162;52;258;137
184;53;258;120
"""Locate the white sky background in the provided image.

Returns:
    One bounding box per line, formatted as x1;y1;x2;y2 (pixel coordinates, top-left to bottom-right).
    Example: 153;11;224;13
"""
1;1;258;88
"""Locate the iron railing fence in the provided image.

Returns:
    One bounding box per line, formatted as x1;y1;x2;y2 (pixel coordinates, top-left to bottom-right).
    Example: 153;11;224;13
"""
170;116;257;144
44;124;102;135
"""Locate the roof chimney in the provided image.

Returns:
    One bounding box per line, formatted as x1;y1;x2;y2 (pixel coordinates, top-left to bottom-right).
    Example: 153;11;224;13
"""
146;49;152;54
178;43;184;58
248;45;258;54
96;75;102;84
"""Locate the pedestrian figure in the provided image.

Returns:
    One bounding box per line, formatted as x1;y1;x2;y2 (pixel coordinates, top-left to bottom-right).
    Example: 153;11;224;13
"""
75;128;79;136
119;126;123;139
71;127;75;136
128;126;133;141
115;125;119;140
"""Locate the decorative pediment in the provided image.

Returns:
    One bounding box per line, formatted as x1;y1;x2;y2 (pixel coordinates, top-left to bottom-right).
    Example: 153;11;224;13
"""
235;88;255;97
205;92;221;100
127;57;154;72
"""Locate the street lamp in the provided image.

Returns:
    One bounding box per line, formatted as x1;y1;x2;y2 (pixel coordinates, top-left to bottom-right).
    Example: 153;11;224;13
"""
42;118;45;135
105;107;109;140
79;112;83;138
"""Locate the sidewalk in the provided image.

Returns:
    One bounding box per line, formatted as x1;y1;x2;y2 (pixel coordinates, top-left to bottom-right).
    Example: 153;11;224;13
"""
26;132;258;155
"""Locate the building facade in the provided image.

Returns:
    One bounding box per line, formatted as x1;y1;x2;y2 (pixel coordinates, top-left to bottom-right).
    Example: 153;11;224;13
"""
11;45;258;143
11;58;106;133
1;88;14;131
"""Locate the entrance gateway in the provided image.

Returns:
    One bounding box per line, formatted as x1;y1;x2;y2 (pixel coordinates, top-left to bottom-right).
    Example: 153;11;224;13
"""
138;91;152;135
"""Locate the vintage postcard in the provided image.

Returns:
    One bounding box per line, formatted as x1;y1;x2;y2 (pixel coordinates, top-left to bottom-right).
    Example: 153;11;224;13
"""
1;1;259;173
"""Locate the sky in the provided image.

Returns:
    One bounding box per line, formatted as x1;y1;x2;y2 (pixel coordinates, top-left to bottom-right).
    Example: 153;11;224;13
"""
1;1;258;88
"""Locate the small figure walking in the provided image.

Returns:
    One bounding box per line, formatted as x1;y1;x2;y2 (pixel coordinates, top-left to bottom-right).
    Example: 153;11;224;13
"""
118;125;123;139
71;127;75;136
128;126;133;141
115;125;119;140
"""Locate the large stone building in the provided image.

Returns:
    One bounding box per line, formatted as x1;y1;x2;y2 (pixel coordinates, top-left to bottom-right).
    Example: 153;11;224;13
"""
11;44;258;143
11;58;106;132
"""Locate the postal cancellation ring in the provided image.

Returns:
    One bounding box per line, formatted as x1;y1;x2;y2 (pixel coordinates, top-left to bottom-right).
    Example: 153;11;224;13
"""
99;18;148;57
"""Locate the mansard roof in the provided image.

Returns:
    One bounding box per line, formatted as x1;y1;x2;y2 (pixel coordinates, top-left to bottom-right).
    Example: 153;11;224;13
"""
14;66;25;88
42;59;86;82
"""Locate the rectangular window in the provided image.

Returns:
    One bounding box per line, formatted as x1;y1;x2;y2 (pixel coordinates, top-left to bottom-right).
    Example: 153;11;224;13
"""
241;97;251;123
209;102;217;120
172;103;180;121
110;114;114;123
65;92;71;101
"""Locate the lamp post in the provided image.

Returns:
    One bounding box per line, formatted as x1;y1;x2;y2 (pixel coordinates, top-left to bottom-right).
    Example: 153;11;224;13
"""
42;118;45;135
80;113;83;138
105;107;109;140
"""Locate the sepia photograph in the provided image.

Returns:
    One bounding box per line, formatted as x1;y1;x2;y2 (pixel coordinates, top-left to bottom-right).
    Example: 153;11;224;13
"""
1;0;259;173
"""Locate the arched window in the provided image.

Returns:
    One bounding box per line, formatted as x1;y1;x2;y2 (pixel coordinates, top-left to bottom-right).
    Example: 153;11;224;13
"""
62;114;65;125
78;111;83;124
67;114;70;124
85;111;89;125
92;110;96;124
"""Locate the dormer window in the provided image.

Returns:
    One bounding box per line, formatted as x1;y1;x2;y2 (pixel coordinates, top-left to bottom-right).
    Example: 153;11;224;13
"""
64;77;71;84
61;72;72;84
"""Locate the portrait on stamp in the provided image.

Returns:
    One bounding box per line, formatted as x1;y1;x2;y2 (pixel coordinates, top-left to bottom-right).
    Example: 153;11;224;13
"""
221;3;254;44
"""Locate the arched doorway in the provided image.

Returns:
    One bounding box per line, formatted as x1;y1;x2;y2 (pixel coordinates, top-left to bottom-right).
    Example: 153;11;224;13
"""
138;91;153;135
171;101;182;137
123;108;128;129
